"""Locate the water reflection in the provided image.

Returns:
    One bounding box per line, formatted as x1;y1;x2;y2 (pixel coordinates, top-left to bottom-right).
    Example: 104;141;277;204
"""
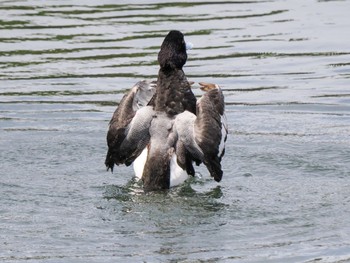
102;179;226;214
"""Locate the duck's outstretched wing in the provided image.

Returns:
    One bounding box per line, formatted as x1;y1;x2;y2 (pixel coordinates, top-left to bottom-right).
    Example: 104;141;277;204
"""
174;82;227;182
105;80;156;171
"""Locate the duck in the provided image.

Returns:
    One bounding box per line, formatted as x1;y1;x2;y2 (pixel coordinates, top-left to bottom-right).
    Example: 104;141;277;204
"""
105;30;227;191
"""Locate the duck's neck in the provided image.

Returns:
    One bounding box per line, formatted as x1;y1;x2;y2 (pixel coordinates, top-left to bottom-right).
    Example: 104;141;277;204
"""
155;68;194;115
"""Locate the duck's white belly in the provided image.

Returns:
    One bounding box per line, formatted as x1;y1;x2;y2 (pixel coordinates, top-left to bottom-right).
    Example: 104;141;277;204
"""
133;148;148;180
169;153;189;187
133;149;188;187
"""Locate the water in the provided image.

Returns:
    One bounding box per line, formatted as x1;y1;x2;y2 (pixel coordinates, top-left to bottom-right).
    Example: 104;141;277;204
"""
1;0;350;262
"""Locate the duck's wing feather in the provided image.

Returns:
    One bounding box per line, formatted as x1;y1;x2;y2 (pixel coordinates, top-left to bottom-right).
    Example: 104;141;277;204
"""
118;106;154;166
105;80;155;171
174;82;227;182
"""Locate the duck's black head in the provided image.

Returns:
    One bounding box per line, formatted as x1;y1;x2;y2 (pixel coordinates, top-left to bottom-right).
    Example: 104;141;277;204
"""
158;30;187;70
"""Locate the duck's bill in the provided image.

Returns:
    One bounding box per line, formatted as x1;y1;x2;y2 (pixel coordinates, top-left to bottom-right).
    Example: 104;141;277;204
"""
186;42;193;50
